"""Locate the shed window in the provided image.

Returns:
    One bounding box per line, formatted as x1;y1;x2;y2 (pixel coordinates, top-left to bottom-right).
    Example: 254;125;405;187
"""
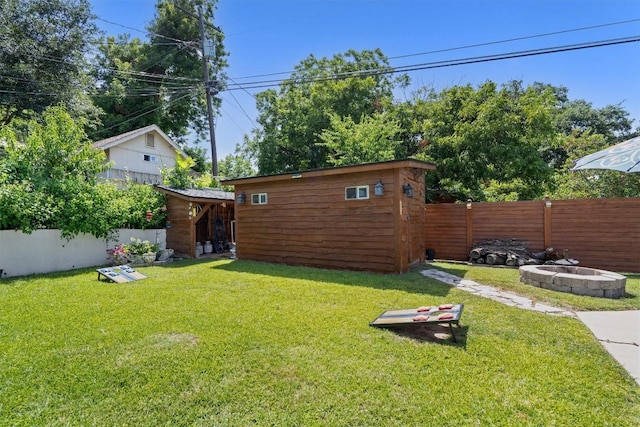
345;185;369;200
251;193;268;205
146;133;155;148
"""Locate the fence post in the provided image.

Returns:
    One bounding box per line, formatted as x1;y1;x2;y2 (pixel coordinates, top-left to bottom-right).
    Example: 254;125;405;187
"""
466;199;473;251
544;196;552;249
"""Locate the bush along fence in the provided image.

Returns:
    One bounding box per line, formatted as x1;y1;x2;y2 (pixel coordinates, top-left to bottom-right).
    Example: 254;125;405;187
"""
0;229;166;278
424;197;640;273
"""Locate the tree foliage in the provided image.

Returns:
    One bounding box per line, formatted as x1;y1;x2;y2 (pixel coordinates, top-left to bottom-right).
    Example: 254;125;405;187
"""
532;82;635;170
91;0;227;144
0;0;100;125
161;154;196;189
0;106;166;237
218;140;256;180
250;49;406;174
549;132;640;199
416;81;558;201
319;112;401;166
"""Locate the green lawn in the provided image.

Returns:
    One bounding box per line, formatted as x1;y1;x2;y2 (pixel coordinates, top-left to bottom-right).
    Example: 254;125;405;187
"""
1;259;638;426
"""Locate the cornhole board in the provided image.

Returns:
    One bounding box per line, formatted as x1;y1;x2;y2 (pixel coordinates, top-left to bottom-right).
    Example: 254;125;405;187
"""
97;265;147;283
370;303;464;342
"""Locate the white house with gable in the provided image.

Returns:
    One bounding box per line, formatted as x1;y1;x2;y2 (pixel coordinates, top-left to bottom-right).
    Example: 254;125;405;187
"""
93;125;187;184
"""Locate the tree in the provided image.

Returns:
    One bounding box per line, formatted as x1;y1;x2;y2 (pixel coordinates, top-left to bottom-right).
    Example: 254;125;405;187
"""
550;132;640;199
183;145;209;173
0;106;167;236
0;0;100;125
0;106;107;236
318;112;401;166
251;49;406;174
161;154;196;189
532;82;635;170
92;0;227;144
416;81;558;202
218;140;256;180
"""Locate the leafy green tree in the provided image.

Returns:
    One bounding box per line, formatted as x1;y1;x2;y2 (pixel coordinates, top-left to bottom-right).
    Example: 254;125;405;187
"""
0;106;106;184
251;49;406;174
386;95;432;159
183;145;210;173
318;112;401;166
91;35;162;137
0;106;166;237
532;82;635;170
92;0;227;144
161;154;196;189
218;141;256;180
416;81;558;202
0;0;100;125
550;132;640;199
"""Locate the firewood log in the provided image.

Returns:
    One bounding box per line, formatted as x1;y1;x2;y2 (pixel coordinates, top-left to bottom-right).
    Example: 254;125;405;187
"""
469;247;488;260
505;254;518;266
485;253;507;265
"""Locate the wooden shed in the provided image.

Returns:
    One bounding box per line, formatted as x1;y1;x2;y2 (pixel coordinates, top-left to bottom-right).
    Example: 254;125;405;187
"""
223;159;436;274
155;186;235;259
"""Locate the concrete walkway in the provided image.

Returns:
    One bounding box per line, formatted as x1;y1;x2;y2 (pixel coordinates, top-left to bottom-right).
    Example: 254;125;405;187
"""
421;268;640;386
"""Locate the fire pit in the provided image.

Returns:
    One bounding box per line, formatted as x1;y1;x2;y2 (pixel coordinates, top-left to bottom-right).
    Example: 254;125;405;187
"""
519;265;626;298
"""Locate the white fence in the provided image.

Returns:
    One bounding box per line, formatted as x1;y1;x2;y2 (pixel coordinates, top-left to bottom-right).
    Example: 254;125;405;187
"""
0;229;166;279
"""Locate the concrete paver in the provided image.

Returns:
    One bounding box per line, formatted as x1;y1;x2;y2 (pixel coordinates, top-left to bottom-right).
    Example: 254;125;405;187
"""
576;311;640;385
421;268;640;386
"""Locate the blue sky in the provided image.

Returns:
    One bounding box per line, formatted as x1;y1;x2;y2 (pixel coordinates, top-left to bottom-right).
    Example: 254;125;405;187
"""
90;0;640;160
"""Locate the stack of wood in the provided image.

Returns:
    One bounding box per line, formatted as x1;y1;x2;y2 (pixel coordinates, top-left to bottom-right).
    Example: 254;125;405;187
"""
468;238;558;267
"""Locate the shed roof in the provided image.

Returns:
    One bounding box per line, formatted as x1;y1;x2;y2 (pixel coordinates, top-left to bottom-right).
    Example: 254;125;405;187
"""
222;158;436;186
155;185;234;203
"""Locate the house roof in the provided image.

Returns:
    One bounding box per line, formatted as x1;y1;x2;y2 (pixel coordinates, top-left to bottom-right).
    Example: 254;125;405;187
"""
222;158;437;186
155;185;235;203
92;124;187;157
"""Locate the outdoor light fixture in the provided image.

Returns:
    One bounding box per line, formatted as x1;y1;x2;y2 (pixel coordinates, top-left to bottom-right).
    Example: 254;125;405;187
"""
466;199;472;209
402;183;414;198
374;180;384;196
236;192;246;205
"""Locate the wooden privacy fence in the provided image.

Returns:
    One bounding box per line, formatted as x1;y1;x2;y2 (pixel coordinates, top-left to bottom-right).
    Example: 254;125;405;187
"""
424;197;640;273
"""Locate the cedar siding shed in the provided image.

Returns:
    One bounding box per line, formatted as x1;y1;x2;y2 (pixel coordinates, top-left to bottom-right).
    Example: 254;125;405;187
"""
223;159;436;274
155;186;235;259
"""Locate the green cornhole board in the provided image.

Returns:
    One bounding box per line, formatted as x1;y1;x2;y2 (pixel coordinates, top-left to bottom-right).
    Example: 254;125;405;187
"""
97;265;147;283
370;303;464;342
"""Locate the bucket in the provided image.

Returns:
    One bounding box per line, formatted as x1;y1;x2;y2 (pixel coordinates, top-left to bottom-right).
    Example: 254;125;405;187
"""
426;249;435;260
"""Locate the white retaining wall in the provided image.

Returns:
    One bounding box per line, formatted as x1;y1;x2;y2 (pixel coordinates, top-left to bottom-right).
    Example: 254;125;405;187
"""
0;229;166;278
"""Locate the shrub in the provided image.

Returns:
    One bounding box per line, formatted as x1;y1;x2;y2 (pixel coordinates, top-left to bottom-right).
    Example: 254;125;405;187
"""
0;106;168;238
124;238;159;255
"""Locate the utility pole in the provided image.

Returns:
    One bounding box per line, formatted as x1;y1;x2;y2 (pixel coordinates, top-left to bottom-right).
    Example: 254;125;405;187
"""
198;6;219;178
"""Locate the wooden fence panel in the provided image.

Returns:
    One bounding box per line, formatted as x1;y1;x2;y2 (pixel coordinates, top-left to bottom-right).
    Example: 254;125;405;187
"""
424;198;640;273
549;198;640;272
472;201;545;251
424;204;467;261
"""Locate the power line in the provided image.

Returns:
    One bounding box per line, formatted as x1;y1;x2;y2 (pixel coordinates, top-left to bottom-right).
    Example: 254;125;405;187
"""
388;18;640;61
87;92;194;139
221;89;257;128
95;17;192;46
231;18;640;81
223;36;640;92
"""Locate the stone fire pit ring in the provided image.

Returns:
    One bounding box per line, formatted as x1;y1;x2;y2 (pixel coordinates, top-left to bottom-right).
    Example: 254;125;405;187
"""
519;265;626;299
